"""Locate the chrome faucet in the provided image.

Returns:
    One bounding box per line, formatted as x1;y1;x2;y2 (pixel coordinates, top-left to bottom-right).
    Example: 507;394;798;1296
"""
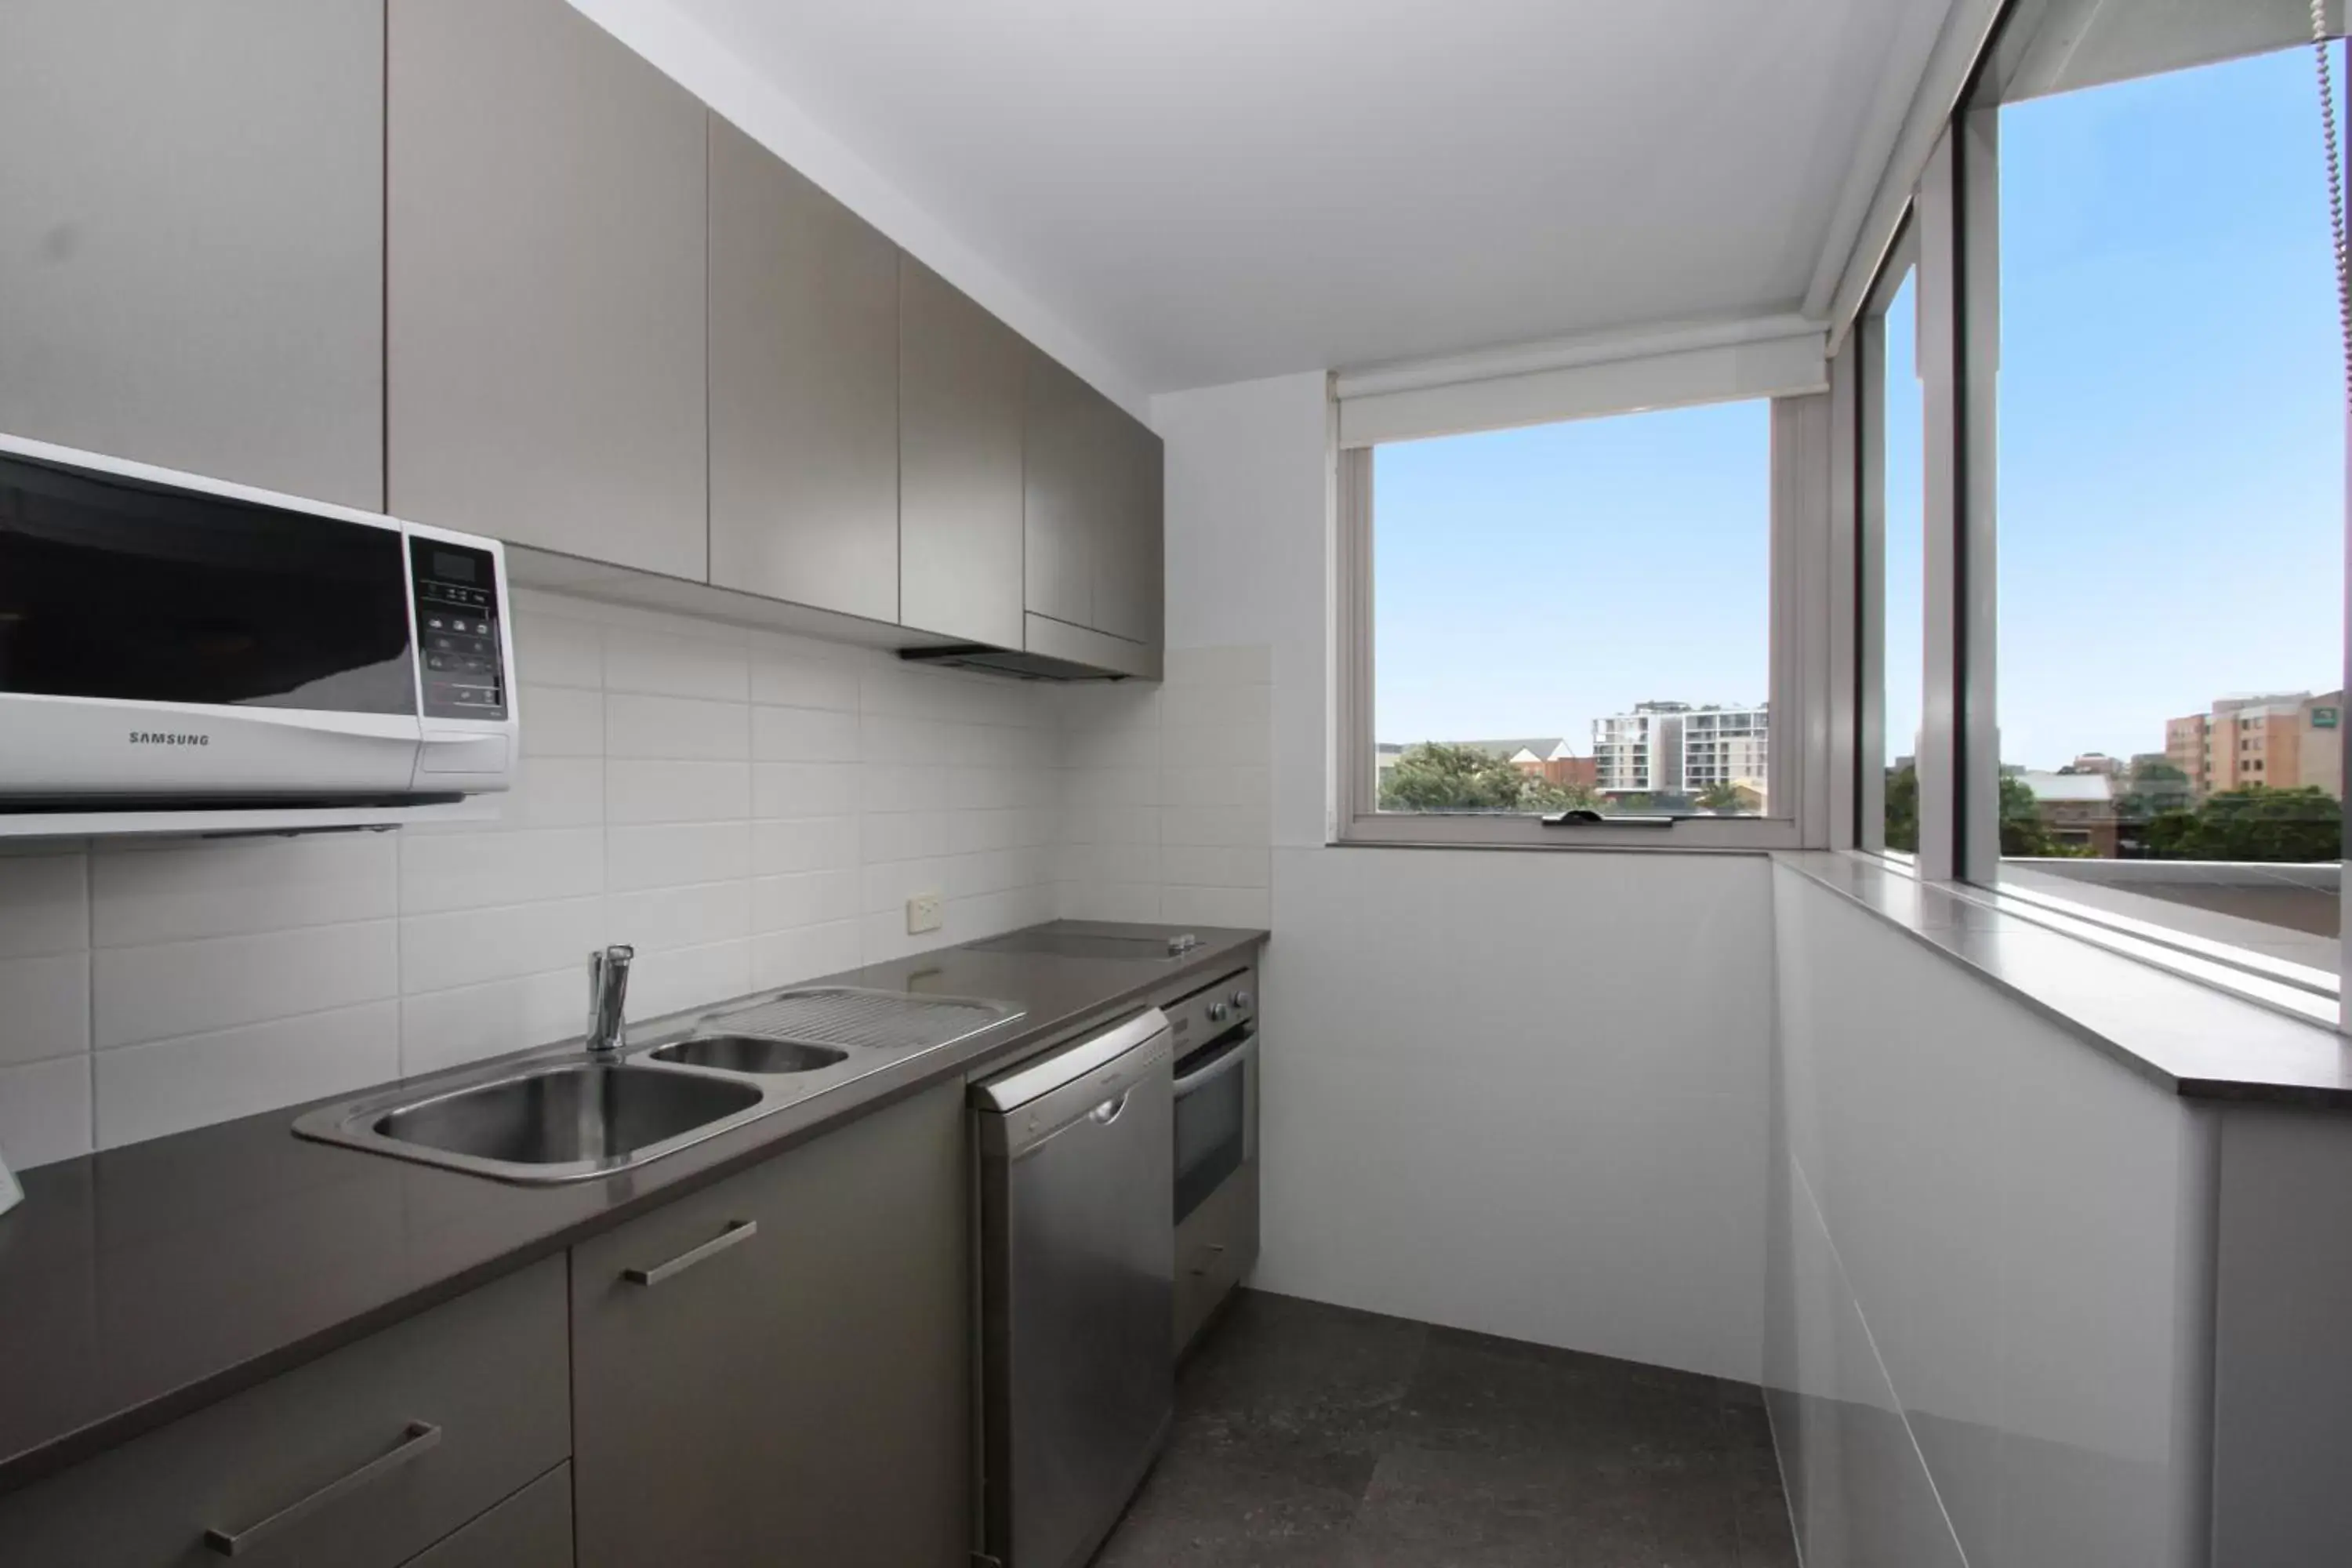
586;944;634;1061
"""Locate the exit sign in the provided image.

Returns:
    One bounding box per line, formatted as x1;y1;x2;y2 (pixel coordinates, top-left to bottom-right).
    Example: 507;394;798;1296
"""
2315;707;2339;729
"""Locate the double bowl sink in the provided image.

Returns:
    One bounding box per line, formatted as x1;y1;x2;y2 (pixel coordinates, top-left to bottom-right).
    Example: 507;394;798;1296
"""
294;988;1021;1184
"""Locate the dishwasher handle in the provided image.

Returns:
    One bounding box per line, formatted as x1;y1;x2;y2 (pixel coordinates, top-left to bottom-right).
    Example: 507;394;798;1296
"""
973;1007;1170;1113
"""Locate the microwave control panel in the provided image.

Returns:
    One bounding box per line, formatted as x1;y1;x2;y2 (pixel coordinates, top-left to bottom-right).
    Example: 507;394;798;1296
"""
408;540;508;720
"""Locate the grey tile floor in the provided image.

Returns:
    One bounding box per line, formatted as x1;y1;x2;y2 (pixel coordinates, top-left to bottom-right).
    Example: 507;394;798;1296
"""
1095;1289;1798;1568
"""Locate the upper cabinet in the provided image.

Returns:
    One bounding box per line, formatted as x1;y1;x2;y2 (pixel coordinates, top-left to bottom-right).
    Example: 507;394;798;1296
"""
1023;350;1164;673
387;0;709;580
707;118;902;622
1094;406;1166;648
898;258;1027;648
0;0;384;510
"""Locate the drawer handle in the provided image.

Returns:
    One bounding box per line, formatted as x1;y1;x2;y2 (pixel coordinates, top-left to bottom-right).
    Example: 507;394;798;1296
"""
202;1420;441;1556
623;1218;759;1287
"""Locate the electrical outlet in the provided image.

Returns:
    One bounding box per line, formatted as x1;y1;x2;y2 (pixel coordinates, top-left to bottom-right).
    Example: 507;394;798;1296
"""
906;890;944;935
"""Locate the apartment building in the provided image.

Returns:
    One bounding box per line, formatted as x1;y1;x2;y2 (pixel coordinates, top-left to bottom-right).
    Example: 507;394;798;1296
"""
1592;702;1688;792
1593;702;1769;796
2164;691;2344;800
1682;706;1769;795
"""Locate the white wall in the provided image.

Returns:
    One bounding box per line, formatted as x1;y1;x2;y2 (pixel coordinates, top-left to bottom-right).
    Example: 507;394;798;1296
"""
1151;370;1772;1383
0;588;1062;1168
1769;864;2215;1568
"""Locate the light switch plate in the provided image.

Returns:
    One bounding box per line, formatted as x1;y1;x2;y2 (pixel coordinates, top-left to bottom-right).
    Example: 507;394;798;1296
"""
906;890;944;935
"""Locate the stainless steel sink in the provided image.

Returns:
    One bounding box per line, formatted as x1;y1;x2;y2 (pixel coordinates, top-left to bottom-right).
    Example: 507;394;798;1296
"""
295;982;1025;1184
376;1062;759;1165
296;1059;766;1183
648;1035;849;1075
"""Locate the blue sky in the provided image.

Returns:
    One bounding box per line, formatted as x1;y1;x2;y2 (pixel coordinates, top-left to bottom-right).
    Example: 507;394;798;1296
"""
1378;45;2342;772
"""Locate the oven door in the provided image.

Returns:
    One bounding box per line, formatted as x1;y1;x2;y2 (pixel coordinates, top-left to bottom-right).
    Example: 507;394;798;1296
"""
1172;1026;1256;1225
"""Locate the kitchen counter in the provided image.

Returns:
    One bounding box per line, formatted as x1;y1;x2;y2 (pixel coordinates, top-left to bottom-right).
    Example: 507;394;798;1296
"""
0;921;1266;1496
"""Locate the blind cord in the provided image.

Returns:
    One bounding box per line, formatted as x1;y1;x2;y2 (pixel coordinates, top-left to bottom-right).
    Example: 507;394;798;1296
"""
2316;0;2351;397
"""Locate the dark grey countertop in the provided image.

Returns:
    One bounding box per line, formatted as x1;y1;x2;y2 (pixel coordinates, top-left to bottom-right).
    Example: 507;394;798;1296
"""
1777;851;2352;1109
0;920;1267;1497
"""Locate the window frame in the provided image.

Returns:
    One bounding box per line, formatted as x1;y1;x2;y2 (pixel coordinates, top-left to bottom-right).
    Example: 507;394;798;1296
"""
1843;5;2352;1022
1844;219;1921;856
1330;390;1834;852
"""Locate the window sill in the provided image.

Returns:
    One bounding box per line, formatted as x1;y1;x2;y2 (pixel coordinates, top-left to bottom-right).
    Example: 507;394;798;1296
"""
1778;851;2352;1111
1338;812;1803;853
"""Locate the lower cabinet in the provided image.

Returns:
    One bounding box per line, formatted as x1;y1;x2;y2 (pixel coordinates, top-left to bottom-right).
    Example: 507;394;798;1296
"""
571;1081;971;1567
0;1256;569;1567
405;1464;573;1568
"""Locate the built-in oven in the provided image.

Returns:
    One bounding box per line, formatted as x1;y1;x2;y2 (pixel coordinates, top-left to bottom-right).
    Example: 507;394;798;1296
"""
1167;964;1258;1353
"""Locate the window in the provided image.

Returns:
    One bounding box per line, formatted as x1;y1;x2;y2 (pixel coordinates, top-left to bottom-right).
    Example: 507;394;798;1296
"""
1334;356;1828;850
1372;402;1768;818
1965;27;2344;974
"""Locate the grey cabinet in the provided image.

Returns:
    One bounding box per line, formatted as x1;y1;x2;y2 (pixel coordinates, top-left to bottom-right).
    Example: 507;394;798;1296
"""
0;1258;569;1567
403;1464;572;1568
1095;407;1166;648
1023;349;1165;670
1022;350;1113;631
708;117;902;621
0;0;383;509
572;1083;971;1567
899;258;1028;648
387;0;708;579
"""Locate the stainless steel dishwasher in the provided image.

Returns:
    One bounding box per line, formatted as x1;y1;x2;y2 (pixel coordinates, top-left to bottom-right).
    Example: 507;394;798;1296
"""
974;1008;1174;1568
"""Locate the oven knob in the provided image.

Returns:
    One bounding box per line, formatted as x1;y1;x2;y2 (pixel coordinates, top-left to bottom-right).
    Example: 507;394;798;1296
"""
1207;1001;1230;1023
1231;989;1252;1011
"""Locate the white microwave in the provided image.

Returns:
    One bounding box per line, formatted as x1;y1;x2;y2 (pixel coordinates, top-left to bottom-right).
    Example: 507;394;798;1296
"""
0;434;517;811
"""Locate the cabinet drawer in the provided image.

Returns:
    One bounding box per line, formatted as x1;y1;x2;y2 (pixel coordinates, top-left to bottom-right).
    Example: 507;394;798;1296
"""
404;1464;572;1568
0;1257;568;1567
1175;1160;1259;1356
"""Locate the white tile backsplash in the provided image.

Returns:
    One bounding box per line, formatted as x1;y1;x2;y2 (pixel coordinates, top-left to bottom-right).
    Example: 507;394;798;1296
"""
0;953;89;1068
92;836;397;948
94;1001;403;1150
93;921;400;1051
0;593;1115;1171
0;1055;93;1168
0;851;88;958
1056;644;1272;927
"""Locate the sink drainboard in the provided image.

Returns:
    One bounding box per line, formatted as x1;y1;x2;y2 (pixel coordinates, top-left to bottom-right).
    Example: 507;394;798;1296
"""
699;988;1017;1053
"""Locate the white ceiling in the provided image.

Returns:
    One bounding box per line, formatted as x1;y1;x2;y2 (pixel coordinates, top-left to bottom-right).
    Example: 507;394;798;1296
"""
664;0;1945;394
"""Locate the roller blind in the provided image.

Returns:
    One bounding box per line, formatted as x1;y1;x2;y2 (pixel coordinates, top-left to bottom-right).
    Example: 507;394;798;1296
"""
1334;319;1828;448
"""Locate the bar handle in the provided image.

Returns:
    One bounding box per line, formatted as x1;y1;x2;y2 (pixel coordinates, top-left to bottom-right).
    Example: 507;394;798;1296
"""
1540;811;1676;828
202;1421;441;1556
623;1218;759;1287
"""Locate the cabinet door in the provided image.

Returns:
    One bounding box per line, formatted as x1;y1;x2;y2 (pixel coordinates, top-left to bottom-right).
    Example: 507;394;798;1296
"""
0;1258;568;1568
572;1083;970;1568
0;0;383;509
899;258;1026;647
1093;408;1165;647
387;0;707;579
1022;350;1114;630
708;117;901;621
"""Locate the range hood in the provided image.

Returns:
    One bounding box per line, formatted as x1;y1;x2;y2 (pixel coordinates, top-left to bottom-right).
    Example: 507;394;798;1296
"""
898;644;1134;682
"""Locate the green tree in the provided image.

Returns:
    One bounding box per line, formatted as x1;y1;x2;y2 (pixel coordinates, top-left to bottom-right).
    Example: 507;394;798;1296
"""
1377;742;1538;812
2145;786;2339;862
1884;764;1918;852
1999;773;2071;856
1695;779;1751;813
1524;776;1603;813
2115;758;2192;822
